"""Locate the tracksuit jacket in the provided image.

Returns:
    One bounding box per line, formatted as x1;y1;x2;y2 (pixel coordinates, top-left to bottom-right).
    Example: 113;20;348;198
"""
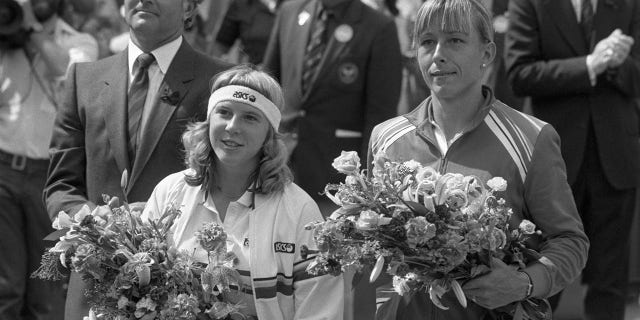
368;87;589;319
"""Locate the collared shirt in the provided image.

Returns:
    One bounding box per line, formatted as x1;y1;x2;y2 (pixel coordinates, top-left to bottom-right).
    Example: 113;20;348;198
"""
144;178;257;316
127;36;182;141
425;88;492;155
571;0;598;22
0;19;97;159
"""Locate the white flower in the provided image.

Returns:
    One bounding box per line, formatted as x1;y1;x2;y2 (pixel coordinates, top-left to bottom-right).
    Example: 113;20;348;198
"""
519;219;537;235
332;151;361;175
52;211;72;230
402;160;422;171
487;177;507;192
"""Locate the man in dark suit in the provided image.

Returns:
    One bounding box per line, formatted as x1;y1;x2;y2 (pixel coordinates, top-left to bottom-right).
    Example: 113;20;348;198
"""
262;0;402;207
506;0;640;319
44;0;230;317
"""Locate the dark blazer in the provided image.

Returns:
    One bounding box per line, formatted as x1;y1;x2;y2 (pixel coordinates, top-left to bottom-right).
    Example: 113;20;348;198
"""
506;0;640;189
45;40;230;218
263;0;402;197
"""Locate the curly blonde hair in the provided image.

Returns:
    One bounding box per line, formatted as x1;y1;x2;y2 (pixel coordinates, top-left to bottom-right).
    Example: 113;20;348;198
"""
182;65;292;194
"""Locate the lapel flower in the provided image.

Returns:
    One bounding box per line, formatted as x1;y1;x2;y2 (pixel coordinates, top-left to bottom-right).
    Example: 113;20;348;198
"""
160;87;181;105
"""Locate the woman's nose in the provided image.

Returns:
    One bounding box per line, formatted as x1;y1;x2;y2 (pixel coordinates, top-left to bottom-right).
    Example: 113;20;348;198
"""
433;42;447;63
225;116;241;133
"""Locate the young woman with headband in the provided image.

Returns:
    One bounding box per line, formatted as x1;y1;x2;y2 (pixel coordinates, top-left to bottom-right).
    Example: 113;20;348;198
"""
142;65;346;319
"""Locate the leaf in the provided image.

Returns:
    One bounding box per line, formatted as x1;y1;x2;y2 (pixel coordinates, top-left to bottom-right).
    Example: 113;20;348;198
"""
403;201;430;217
370;255;385;283
451;279;467;308
429;283;449;310
44;228;69;241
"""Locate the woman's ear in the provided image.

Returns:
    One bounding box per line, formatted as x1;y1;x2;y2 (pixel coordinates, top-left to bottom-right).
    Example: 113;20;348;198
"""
483;41;497;67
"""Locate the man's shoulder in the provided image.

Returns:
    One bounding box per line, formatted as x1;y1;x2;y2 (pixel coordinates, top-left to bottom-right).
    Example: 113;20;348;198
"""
74;52;123;74
358;1;396;27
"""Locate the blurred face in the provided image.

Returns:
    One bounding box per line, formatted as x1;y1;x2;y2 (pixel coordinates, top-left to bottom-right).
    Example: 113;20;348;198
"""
31;0;60;22
209;101;270;170
416;18;494;100
123;0;194;49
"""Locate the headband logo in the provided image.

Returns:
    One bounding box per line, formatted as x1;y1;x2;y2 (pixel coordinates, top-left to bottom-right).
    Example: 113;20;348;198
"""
233;91;257;102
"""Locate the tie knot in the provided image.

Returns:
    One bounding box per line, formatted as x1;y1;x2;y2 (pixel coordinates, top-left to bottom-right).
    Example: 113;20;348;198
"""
136;53;155;70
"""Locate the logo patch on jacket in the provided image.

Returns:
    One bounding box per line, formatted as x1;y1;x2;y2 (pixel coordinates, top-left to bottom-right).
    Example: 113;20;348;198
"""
274;242;295;254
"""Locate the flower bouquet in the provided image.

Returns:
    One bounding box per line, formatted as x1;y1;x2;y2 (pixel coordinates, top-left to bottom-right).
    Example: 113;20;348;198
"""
33;174;250;320
303;151;550;319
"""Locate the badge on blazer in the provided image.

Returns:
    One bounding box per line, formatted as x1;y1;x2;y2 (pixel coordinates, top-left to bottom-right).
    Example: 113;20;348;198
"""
298;11;311;26
334;24;353;42
493;14;508;34
338;62;358;84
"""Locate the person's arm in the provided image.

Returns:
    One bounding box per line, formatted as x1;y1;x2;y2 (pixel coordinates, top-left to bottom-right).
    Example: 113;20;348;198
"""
361;18;403;156
44;63;93;220
602;2;640;98
520;124;589;297
292;200;346;319
505;0;593;98
462;125;589;309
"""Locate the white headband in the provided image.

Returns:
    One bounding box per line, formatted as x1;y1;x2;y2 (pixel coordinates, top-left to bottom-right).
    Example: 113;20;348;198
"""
207;85;281;130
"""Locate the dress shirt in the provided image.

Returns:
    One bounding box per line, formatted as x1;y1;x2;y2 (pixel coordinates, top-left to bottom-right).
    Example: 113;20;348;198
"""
127;36;182;140
571;0;598;22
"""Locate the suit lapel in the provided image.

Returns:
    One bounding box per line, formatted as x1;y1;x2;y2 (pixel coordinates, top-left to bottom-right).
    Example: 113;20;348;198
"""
128;41;195;191
102;51;130;176
303;0;363;101
543;0;588;54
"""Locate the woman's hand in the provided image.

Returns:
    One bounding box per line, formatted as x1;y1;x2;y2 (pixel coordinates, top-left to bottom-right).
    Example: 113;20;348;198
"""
461;257;530;309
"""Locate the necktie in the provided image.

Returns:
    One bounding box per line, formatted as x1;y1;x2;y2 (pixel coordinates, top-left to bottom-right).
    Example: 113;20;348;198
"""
580;0;594;50
127;52;155;165
301;7;327;95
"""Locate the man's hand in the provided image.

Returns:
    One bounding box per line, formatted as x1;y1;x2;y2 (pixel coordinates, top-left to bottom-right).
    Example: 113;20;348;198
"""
589;36;615;76
462;258;530;309
606;29;634;68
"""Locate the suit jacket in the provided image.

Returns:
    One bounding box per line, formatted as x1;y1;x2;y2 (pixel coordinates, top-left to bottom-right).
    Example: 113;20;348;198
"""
505;0;640;189
263;0;402;198
45;40;230;219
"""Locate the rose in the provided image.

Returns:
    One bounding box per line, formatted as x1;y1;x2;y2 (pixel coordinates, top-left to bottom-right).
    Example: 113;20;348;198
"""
519;219;537;235
487;176;507;192
332;151;361;175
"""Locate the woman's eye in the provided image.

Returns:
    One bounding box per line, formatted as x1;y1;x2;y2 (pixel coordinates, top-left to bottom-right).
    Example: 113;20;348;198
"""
450;38;464;44
422;39;435;46
245;114;259;122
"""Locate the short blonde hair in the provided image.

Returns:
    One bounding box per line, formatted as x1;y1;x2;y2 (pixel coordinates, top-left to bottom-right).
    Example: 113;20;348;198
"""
182;65;292;194
413;0;494;47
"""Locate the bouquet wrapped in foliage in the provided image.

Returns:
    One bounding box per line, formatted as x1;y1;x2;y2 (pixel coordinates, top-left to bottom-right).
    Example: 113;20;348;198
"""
303;151;550;319
33;192;250;320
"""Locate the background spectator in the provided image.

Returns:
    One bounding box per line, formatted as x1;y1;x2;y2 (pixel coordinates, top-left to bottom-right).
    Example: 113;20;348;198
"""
0;0;97;319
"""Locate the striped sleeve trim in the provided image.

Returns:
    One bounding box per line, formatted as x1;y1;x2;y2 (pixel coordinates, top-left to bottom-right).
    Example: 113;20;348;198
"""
484;110;535;183
371;117;416;155
253;273;294;299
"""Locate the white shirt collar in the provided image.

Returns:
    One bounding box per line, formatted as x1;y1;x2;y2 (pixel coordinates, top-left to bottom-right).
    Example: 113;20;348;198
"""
127;36;183;78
